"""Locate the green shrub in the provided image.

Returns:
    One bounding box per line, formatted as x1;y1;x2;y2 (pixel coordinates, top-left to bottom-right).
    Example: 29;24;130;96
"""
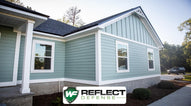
52;97;62;106
157;81;175;89
132;88;150;100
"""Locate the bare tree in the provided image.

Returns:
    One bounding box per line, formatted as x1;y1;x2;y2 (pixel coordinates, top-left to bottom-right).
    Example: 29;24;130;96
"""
6;0;32;9
6;0;24;6
58;6;85;27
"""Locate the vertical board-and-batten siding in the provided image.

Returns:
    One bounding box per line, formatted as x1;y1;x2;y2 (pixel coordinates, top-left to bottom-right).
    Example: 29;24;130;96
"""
101;34;160;81
0;26;16;82
17;36;65;80
102;14;157;47
65;34;95;81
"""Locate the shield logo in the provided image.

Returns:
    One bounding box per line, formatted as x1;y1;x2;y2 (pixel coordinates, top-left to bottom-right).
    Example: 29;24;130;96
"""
64;87;79;103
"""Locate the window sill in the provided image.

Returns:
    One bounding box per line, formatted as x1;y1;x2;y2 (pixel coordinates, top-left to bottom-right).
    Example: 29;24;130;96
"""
148;69;155;71
117;70;130;73
31;70;54;73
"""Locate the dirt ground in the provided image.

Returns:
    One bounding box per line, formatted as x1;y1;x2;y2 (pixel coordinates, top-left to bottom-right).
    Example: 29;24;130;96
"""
33;80;191;106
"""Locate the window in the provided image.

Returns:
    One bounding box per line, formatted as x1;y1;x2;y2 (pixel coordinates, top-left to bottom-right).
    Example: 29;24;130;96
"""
31;40;55;73
147;48;154;70
116;41;129;72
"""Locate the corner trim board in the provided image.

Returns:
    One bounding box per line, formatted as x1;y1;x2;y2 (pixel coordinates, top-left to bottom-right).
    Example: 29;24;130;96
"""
12;31;21;85
95;30;102;83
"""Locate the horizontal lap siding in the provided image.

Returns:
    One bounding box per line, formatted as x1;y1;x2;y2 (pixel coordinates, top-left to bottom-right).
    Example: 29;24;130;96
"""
0;26;16;82
18;36;65;80
103;14;157;47
65;34;95;81
101;34;160;81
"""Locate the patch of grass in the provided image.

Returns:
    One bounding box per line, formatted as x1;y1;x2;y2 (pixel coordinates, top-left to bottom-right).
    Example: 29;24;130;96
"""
183;75;191;81
161;71;167;75
186;72;191;75
161;71;167;74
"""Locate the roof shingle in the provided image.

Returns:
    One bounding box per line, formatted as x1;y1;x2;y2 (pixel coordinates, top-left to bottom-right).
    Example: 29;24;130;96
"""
34;19;77;36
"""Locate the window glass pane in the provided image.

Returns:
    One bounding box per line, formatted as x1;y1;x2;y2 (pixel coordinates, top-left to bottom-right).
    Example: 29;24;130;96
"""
118;44;127;56
149;60;154;69
118;57;128;70
148;52;153;60
35;57;51;69
35;43;52;57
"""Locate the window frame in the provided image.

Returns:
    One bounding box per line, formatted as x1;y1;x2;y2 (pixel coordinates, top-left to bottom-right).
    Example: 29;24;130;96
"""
31;40;55;73
116;41;130;73
147;48;155;71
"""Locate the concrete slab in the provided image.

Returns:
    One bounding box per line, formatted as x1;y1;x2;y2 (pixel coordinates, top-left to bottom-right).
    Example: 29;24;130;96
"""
148;84;191;106
0;86;34;106
0;86;33;101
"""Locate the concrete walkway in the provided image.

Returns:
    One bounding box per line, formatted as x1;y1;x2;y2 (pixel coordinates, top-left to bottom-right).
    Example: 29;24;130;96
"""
160;74;184;80
148;84;191;106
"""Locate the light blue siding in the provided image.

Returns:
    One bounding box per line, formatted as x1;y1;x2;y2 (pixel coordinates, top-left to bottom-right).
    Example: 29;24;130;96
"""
103;14;157;47
65;34;95;81
0;26;16;82
101;34;160;81
18;36;65;80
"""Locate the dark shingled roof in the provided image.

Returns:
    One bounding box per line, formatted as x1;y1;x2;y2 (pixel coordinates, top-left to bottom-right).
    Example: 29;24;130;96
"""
34;6;140;36
34;19;77;36
0;0;49;17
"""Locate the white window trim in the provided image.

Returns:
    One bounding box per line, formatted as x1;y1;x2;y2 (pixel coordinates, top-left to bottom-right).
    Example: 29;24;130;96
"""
147;48;155;71
116;41;130;73
31;40;55;73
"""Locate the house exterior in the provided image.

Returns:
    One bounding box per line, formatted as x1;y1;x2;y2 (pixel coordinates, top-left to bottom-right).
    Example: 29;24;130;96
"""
0;0;163;95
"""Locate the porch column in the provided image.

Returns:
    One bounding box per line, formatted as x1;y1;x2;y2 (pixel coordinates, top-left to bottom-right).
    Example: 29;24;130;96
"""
20;20;35;94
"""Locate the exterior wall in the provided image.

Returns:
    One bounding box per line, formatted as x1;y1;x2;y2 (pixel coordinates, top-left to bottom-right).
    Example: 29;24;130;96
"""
0;25;16;82
18;36;65;80
101;33;160;81
65;34;96;81
102;14;156;47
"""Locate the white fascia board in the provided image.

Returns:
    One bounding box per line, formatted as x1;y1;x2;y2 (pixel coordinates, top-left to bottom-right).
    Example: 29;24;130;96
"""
98;10;136;29
34;26;99;42
0;5;48;20
33;31;64;41
63;26;99;39
140;18;163;48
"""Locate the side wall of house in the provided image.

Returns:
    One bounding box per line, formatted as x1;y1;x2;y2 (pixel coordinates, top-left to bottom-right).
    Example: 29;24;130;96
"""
101;33;160;81
65;34;96;81
0;25;16;82
17;36;65;80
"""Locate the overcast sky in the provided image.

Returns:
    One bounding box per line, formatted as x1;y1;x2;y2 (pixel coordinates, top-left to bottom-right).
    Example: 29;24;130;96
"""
21;0;191;45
